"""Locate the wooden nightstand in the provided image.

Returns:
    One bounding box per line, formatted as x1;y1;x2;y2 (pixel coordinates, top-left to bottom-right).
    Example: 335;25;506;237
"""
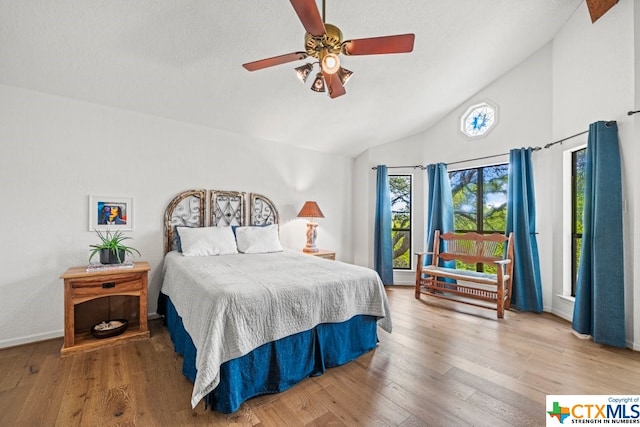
60;262;150;356
306;250;336;260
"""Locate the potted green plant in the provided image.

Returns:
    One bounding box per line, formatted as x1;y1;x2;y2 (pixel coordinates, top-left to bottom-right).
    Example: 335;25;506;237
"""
89;229;141;264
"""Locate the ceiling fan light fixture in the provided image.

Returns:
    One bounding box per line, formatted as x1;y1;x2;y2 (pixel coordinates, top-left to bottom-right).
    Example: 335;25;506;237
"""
294;63;314;83
310;73;326;92
242;0;416;100
321;52;340;74
337;67;353;85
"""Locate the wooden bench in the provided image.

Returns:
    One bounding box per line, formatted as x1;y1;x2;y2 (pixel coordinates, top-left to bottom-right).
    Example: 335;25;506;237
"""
415;230;514;318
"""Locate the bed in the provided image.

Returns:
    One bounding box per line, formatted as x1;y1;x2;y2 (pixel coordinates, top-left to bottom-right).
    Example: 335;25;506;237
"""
158;189;392;413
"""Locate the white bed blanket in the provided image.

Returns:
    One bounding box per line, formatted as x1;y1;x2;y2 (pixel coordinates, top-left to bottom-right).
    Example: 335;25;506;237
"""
161;249;392;408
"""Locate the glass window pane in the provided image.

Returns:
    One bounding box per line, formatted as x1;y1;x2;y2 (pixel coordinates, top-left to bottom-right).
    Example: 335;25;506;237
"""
483;165;508;232
392;230;411;269
461;101;498;138
389;175;412;270
572;148;586;296
449;164;508;272
450;169;478;232
574;149;586;235
573;236;582;290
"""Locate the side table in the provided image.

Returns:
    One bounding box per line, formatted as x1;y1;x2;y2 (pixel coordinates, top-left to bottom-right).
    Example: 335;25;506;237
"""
306;250;336;260
60;261;150;356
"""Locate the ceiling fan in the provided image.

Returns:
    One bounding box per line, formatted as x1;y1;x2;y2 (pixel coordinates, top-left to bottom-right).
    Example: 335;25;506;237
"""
242;0;415;99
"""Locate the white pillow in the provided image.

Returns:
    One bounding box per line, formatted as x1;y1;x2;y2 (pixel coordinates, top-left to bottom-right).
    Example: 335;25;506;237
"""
235;224;283;254
177;226;238;256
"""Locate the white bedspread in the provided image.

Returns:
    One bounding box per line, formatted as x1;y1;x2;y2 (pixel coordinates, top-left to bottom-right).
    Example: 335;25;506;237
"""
161;249;392;408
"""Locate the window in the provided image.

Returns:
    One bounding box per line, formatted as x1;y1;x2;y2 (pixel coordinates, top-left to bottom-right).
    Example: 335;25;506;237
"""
460;101;498;138
449;164;508;272
571;148;586;296
389;175;412;269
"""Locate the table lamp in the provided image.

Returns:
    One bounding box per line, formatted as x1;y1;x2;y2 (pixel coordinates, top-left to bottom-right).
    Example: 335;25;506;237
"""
297;201;324;253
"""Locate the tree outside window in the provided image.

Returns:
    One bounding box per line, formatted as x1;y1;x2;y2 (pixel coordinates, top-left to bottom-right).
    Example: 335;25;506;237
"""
449;164;508;272
389;175;412;269
572;148;586;297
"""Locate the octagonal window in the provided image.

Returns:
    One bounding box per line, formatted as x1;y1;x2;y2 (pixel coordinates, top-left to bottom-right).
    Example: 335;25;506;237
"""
461;101;497;138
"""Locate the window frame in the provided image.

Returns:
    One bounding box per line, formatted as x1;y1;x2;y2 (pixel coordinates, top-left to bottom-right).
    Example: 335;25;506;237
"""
389;174;413;270
449;163;509;272
562;144;586;299
459;100;499;139
571;147;586;297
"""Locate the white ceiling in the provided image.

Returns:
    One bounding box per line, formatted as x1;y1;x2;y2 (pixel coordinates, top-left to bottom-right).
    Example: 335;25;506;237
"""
0;0;582;157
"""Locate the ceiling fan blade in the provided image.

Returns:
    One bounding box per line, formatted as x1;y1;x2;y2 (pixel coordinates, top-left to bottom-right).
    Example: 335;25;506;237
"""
242;52;308;71
290;0;326;37
342;33;415;56
323;71;346;99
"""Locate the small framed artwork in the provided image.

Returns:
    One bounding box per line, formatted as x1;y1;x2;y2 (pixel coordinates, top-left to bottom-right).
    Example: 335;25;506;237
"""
89;196;133;231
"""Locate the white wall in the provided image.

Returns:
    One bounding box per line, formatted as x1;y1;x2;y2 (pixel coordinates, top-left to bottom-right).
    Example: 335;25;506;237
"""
354;1;639;349
633;0;640;353
0;84;354;348
549;0;637;349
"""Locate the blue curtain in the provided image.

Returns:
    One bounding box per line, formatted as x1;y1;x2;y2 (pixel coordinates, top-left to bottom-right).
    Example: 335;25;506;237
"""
425;163;454;266
374;165;394;285
572;121;625;348
506;148;543;312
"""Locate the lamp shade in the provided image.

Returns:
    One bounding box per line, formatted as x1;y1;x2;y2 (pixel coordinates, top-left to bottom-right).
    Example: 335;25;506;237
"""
310;73;326;92
297;201;324;218
337;67;353;85
294;63;314;83
320;53;340;74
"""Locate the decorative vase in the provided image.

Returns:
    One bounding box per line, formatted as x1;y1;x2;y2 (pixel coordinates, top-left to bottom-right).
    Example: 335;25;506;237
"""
99;248;126;264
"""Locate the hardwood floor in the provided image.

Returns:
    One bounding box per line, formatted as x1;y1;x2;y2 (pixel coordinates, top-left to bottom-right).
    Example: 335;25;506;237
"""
2;286;640;426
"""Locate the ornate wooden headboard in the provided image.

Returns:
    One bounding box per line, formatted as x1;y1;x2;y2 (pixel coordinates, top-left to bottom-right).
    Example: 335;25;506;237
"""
163;189;279;254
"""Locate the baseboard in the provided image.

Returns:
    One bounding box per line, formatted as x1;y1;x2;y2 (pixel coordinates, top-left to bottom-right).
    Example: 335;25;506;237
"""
0;312;162;350
571;330;591;340
0;329;64;350
550;307;572;322
2;312;635;352
568;324;638;351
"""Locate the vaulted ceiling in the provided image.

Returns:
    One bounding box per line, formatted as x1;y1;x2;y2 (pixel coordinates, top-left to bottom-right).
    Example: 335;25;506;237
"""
0;1;583;157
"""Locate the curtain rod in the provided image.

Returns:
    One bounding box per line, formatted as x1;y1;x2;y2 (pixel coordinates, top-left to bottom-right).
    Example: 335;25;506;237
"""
451;120;617;166
371;165;426;170
447;123;600;166
542;130;588;149
543;120;617;149
372;115;630;170
446;151;518;167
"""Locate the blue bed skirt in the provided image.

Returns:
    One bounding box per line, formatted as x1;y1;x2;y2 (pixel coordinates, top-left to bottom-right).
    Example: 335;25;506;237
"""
161;294;379;413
